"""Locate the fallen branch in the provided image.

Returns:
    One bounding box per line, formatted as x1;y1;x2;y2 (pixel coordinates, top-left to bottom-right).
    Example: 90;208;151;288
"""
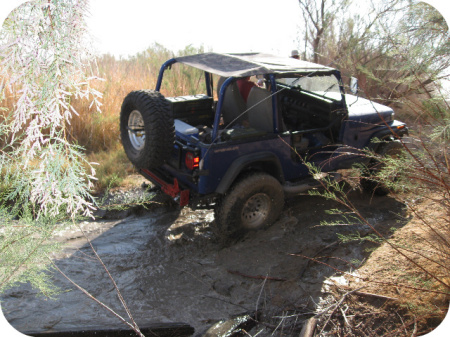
299;317;317;337
77;224;145;336
50;261;145;337
47;223;149;337
354;290;399;302
337;285;399;301
297;240;340;278
315;287;365;335
340;306;350;327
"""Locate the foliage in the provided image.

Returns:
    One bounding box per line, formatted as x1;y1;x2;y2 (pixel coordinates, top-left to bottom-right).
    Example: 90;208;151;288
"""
306;133;449;332
0;213;61;297
0;0;101;219
0;0;101;294
298;0;450;290
0;16;210;294
297;0;450;321
296;0;450;116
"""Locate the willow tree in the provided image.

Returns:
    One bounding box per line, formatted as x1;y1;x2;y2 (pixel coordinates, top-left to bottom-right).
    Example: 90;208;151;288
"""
296;0;450;107
0;0;101;295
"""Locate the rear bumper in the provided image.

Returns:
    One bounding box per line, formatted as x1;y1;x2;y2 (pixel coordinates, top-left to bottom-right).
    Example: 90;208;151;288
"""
140;168;190;207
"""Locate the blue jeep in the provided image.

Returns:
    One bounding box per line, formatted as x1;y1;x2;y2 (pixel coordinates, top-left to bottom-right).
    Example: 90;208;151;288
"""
120;52;408;237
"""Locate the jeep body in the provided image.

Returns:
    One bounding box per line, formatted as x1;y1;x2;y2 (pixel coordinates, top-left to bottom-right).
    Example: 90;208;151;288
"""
120;52;408;235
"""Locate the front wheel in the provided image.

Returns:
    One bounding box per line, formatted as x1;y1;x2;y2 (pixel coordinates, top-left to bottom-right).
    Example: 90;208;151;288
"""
361;140;404;196
213;173;285;239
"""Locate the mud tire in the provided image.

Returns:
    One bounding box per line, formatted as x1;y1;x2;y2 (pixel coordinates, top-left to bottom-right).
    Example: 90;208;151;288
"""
120;90;174;169
213;173;284;239
361;140;403;196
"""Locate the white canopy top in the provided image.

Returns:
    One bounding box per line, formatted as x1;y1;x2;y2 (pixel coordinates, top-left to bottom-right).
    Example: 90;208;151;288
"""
174;52;336;78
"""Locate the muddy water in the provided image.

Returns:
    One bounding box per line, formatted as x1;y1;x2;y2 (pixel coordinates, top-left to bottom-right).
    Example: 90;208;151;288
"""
1;189;407;336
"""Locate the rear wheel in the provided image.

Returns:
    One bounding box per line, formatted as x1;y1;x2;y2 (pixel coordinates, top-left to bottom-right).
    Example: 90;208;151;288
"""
213;173;285;238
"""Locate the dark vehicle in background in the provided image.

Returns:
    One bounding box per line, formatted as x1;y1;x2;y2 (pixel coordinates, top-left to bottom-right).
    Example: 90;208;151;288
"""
120;52;408;237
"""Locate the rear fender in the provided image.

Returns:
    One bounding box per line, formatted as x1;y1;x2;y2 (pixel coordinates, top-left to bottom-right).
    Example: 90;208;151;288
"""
215;152;284;194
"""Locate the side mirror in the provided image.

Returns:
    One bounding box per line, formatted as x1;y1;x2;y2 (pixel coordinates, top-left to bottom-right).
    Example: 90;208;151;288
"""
350;77;358;95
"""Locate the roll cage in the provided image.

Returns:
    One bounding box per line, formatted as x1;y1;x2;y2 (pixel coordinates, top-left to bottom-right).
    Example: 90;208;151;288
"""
154;52;347;141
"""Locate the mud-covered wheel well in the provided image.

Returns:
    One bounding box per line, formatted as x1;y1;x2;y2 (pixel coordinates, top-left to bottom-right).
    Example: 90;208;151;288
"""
229;161;284;191
215;152;285;196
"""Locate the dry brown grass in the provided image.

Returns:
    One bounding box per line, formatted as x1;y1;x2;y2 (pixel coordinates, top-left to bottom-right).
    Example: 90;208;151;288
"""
242;186;449;336
349;195;449;326
67;52;164;154
1;44;208;191
66;44;207;152
296;192;449;336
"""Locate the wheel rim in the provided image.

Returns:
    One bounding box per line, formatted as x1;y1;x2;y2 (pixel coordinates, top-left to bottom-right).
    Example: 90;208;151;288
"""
128;110;145;151
241;193;271;229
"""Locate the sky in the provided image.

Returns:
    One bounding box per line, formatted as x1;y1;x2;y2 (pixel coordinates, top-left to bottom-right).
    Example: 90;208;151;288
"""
0;0;449;58
1;0;450;336
84;0;302;57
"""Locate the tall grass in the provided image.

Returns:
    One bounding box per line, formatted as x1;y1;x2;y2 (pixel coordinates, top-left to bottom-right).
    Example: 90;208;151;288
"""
63;43;206;151
3;44;208;191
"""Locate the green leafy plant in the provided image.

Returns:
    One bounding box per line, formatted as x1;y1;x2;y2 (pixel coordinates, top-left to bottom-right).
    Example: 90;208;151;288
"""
0;0;101;294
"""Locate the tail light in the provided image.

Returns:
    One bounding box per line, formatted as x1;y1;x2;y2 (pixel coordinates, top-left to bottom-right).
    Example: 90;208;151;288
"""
185;152;200;170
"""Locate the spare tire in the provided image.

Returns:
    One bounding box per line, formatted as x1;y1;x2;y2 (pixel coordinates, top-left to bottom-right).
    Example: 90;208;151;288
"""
120;90;174;169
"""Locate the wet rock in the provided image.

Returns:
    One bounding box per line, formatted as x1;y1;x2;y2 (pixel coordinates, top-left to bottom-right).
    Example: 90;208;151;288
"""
93;207;133;220
202;314;257;337
212;280;233;297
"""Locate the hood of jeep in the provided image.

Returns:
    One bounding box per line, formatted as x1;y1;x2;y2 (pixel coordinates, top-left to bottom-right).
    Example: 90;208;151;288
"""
345;94;393;125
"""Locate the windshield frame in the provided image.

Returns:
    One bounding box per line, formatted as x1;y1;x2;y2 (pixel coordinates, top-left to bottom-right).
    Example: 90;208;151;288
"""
275;71;345;103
